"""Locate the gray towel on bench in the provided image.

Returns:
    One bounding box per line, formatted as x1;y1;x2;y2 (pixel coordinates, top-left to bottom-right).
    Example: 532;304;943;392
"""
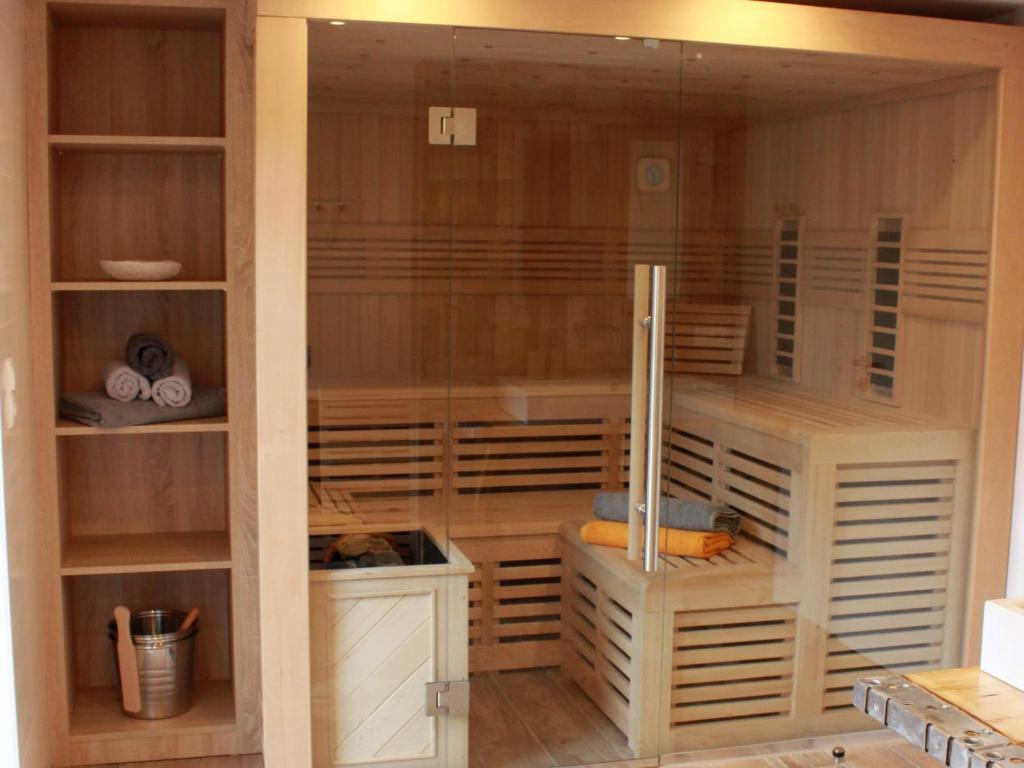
593;492;741;538
60;388;226;429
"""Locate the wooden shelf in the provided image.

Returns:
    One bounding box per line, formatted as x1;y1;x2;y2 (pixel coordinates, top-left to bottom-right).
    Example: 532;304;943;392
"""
69;681;235;742
50;281;228;292
55;416;229;437
61;531;231;576
49;134;226;154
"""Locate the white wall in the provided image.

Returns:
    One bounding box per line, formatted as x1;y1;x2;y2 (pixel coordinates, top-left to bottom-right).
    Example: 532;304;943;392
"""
0;0;51;764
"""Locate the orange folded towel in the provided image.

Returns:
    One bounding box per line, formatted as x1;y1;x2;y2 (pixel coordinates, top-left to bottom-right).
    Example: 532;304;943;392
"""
580;520;733;559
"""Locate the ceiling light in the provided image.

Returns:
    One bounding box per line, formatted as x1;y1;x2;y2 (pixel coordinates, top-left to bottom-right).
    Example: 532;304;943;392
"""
329;20;346;26
614;36;631;41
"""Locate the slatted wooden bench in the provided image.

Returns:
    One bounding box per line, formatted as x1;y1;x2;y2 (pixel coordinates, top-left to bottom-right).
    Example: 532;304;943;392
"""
307;380;634;673
559;376;975;755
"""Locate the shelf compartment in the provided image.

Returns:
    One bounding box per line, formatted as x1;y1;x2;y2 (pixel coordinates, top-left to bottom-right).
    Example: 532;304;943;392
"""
49;5;224;137
55;290;225;395
66;570;233;694
70;680;235;741
49;134;226;153
61;531;231;576
52;149;225;281
56;415;229;436
58;431;228;539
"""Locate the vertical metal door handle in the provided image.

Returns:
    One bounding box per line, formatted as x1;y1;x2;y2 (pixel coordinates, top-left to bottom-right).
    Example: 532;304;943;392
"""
643;266;667;573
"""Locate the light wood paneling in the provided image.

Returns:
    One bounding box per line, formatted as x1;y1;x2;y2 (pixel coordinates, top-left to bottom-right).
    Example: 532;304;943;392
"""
55;291;226;393
965;67;1024;661
0;0;50;764
730;82;996;424
53;150;224;281
27;1;259;764
262;0;1024;70
254;14;312;768
50;6;223;137
59;432;228;537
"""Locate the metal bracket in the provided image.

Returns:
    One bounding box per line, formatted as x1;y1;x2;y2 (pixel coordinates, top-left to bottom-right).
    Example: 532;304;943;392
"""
853;677;1013;768
427;106;477;146
425;680;470;717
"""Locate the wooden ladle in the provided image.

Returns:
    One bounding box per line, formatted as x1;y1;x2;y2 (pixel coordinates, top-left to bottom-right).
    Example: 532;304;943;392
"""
113;606;141;714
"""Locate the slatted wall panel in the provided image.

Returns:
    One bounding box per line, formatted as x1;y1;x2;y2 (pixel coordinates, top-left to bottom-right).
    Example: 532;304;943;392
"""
902;228;990;324
452;419;612;494
863;216;905;405
665;425;795;557
562;564;635;735
459;534;563;673
802;230;869;309
772;219;801;381
665;304;751;376
308;418;446;501
823;461;955;710
308;224;677;295
672;604;797;727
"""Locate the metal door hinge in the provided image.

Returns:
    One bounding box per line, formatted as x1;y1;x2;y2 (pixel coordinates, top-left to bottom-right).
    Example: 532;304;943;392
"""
425;680;470;716
428;106;477;146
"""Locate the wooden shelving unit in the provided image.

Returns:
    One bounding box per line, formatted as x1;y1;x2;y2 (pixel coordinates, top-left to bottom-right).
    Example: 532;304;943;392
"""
26;0;257;765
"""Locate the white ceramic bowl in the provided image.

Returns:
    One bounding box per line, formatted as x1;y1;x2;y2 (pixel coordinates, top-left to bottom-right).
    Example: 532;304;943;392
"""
100;260;183;282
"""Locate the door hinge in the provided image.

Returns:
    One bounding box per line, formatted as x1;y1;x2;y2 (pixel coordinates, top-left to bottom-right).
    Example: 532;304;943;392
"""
425;680;470;716
428;106;477;146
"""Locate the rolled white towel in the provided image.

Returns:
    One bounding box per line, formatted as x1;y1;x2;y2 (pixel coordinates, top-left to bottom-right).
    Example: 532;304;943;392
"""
151;359;192;408
103;361;151;402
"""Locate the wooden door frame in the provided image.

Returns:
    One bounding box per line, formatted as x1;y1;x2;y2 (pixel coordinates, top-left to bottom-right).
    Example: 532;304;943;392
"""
255;2;1024;763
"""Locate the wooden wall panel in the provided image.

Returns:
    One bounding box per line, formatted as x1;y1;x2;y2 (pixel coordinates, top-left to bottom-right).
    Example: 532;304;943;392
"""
0;0;50;763
307;106;724;385
730;84;996;422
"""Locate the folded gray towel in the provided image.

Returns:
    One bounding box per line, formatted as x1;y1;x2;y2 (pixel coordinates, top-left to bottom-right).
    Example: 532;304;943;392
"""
593;492;742;537
60;388;226;429
126;333;174;381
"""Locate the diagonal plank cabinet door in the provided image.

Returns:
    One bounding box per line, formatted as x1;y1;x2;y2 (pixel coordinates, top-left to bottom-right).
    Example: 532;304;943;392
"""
310;563;470;768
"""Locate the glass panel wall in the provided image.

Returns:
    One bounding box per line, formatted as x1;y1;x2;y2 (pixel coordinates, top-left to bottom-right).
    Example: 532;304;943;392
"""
665;41;994;752
448;28;683;765
305;21;458;767
302;20;996;767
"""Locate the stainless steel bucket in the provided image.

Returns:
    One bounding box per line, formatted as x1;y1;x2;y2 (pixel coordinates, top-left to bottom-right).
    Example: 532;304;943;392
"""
107;609;197;719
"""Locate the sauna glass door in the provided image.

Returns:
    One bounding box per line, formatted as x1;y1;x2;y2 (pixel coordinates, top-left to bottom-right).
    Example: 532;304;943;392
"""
448;28;682;766
306;20;465;768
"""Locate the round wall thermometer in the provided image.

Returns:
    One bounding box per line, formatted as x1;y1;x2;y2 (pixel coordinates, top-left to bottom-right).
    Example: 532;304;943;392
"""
637;158;670;192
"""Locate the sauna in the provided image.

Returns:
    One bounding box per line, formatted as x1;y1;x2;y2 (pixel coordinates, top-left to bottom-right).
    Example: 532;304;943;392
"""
297;17;1001;767
10;1;1024;768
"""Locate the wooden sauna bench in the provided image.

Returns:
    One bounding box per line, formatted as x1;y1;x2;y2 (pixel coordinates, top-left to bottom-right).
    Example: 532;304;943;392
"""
308;379;633;673
560;377;976;755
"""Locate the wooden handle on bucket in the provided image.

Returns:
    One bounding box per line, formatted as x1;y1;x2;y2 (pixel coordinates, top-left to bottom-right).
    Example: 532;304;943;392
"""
180;607;199;632
114;606;141;714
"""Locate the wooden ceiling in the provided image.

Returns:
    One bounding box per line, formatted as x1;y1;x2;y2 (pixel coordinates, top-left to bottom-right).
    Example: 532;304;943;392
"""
308;20;986;120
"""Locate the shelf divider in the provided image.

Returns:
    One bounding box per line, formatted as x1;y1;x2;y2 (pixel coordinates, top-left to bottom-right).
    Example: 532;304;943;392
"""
49;134;226;154
51;281;228;293
55;416;229;437
61;531;232;576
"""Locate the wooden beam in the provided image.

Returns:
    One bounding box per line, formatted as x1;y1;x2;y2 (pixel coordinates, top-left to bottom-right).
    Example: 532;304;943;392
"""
258;0;1024;70
254;15;313;766
965;67;1024;663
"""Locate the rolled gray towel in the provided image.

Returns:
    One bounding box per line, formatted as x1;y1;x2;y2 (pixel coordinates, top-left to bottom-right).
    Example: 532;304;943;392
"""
60;388;226;429
126;333;175;380
593;491;742;538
